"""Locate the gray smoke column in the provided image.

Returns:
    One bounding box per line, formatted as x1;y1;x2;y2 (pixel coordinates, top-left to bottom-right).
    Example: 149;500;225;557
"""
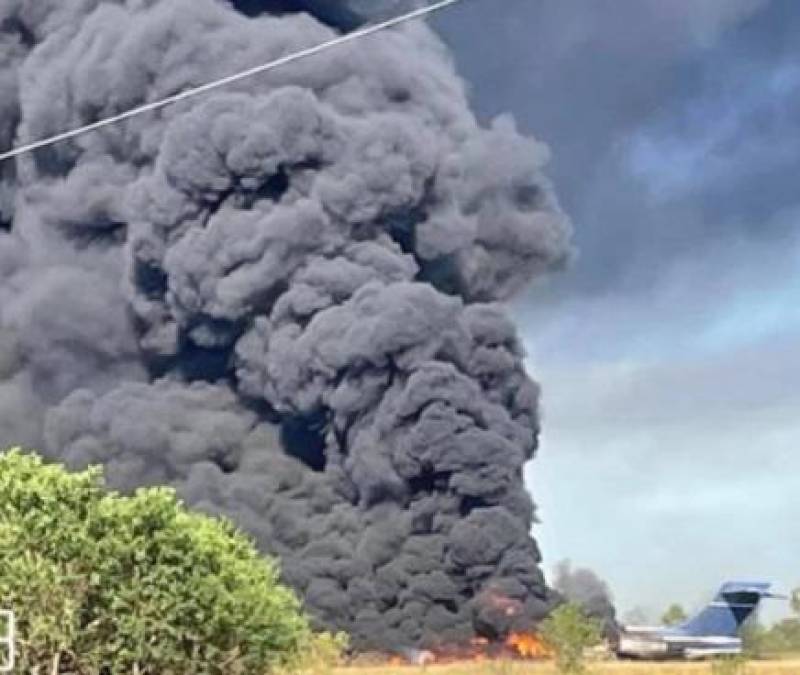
0;0;574;649
553;560;618;635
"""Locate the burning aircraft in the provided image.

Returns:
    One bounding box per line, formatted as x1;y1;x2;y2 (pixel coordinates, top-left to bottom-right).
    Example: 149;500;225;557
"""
0;0;574;652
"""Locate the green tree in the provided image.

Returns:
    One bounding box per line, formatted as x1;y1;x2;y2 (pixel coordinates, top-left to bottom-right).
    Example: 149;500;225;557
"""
761;618;800;655
539;602;602;674
747;588;800;657
740;617;767;658
0;449;315;674
660;604;688;626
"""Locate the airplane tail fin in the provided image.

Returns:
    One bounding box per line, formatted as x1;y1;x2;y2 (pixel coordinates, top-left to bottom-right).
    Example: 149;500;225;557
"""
679;582;779;638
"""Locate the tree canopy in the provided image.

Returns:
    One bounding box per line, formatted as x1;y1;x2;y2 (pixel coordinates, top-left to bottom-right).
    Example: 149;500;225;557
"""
539;602;602;674
0;449;314;674
661;603;688;626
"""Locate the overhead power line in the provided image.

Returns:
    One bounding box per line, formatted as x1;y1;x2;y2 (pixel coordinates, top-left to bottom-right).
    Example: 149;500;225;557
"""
0;0;464;164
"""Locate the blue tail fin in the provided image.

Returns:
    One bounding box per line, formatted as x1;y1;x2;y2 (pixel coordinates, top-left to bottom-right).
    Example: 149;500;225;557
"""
679;582;775;637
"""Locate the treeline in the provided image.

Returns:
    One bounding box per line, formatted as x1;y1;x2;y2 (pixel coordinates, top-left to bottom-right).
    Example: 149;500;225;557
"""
743;618;800;657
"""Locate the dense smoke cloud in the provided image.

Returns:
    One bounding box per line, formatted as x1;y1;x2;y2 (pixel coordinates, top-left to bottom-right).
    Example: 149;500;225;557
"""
0;0;573;648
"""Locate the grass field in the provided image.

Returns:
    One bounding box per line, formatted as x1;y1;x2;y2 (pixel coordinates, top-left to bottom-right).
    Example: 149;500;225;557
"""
335;658;800;675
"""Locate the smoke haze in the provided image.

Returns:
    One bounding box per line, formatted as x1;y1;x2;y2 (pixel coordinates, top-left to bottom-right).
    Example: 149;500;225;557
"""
553;560;617;633
0;0;573;648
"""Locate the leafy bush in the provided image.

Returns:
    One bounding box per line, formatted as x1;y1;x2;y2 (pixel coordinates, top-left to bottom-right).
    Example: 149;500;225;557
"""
759;618;800;655
539;602;602;674
0;449;313;674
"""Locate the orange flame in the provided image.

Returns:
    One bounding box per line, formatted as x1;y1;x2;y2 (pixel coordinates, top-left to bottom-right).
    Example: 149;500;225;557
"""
384;632;552;667
505;632;553;659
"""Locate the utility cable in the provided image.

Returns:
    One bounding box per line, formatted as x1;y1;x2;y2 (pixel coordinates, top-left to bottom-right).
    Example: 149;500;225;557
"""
0;0;464;164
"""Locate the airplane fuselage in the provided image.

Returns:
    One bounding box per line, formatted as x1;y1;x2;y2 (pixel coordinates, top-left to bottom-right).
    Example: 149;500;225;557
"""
616;626;742;660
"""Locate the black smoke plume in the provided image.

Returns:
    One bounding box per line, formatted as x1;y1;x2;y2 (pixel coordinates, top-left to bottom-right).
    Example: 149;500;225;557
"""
0;0;573;649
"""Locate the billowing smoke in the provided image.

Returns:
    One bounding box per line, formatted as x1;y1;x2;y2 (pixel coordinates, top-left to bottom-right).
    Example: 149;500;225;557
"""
0;0;573;649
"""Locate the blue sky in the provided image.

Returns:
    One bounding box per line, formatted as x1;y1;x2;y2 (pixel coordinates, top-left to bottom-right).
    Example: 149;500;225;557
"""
436;0;800;624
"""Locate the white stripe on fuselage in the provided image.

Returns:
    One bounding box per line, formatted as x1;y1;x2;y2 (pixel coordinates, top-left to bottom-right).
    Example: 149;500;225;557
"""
663;636;740;645
623;627;741;645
